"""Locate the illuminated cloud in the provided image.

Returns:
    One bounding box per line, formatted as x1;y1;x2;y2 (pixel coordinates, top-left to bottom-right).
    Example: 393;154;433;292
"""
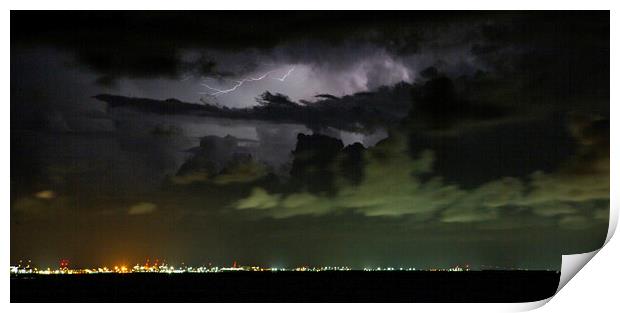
234;116;609;228
234;133;462;218
34;190;56;200
170;135;268;186
236;187;281;210
558;216;592;230
127;202;157;215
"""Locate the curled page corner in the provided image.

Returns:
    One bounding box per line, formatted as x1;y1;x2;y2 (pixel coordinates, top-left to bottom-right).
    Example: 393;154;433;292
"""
604;204;618;245
556;250;599;292
556;204;618;291
507;298;552;312
510;206;617;312
553;205;617;294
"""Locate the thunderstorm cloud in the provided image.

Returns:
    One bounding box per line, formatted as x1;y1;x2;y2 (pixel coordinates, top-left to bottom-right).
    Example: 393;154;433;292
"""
10;11;609;269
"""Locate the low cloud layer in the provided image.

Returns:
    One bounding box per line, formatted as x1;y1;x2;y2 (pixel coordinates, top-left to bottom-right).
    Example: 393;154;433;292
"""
127;202;157;215
233;115;608;231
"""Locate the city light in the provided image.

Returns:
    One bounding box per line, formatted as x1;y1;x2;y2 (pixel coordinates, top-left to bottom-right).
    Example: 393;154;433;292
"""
10;259;492;275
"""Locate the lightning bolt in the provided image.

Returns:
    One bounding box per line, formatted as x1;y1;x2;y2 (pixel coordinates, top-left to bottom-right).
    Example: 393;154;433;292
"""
199;71;274;96
200;80;243;96
274;66;295;82
199;67;295;96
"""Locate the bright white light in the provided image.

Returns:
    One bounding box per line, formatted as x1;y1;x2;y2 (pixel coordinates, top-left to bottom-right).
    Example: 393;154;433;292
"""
273;66;295;82
199;67;295;96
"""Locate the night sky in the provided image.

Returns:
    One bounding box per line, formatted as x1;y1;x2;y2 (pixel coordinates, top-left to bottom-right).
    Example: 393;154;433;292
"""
11;11;609;269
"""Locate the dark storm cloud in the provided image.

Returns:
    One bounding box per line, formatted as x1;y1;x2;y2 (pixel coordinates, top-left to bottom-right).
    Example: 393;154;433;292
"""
406;73;509;132
10;11;433;85
94;82;412;133
92;68;532;138
170;135;268;185
14;11;602;86
11;11;609;115
471;13;609;111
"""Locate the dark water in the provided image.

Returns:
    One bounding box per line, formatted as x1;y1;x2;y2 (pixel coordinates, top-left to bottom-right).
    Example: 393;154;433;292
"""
11;271;560;302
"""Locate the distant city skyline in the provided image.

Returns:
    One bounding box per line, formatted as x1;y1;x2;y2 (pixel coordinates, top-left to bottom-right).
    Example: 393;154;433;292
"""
14;258;550;274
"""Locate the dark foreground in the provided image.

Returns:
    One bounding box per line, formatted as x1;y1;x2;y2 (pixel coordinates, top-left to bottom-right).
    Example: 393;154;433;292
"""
11;271;559;302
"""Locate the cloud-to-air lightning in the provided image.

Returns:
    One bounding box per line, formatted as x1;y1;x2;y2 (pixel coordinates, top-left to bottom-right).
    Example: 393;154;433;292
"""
273;66;296;82
199;67;295;96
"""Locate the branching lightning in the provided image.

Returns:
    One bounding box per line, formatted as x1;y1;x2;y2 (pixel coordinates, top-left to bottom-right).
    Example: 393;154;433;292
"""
199;67;295;96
